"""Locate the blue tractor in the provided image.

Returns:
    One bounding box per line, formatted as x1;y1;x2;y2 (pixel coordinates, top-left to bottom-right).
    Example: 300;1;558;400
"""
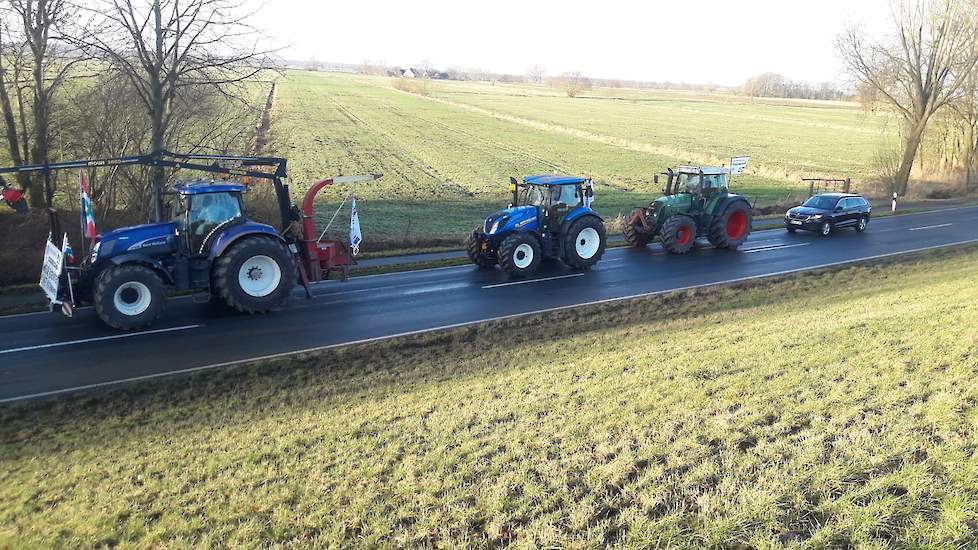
4;151;308;330
466;174;607;276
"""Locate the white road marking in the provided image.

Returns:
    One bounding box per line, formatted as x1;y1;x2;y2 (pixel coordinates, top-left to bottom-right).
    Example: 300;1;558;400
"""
482;273;585;289
742;243;811;253
6;237;978;404
0;325;201;356
909;223;952;231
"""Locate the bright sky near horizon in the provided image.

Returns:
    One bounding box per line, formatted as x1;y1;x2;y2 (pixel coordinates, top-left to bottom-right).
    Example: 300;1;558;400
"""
263;0;892;86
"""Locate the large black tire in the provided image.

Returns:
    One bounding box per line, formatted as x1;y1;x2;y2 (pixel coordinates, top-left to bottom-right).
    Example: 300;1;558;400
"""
93;264;166;330
213;237;296;313
563;216;607;269
660;216;697;255
466;228;495;269
622;222;652;248
708;201;753;250
498;233;542;277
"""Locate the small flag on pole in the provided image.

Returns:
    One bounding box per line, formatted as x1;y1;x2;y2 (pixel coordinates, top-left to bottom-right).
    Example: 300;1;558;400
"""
349;195;362;256
80;173;97;246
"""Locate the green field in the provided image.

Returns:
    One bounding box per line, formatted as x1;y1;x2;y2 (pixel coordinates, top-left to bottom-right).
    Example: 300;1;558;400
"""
269;72;895;250
3;247;977;548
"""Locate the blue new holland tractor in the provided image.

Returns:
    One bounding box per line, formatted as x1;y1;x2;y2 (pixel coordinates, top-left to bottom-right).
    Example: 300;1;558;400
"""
4;151;314;330
466;174;607;276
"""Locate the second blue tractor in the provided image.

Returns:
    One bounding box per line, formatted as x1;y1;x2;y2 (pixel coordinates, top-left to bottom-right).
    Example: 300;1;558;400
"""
466;175;607;276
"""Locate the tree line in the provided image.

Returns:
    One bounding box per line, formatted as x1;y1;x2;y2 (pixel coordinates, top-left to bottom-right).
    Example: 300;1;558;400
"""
0;0;274;222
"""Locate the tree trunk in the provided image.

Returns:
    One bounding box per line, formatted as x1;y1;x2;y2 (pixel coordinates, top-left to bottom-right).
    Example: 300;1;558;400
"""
149;0;165;222
895;123;927;196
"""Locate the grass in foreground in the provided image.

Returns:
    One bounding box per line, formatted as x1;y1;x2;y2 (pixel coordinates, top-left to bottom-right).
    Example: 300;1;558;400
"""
2;248;978;548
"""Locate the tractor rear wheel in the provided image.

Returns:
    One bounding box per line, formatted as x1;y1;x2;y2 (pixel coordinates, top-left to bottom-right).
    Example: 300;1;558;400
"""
660;216;697;255
498;233;542;277
466;228;495;269
708;201;753;250
563;216;606;269
93;264;166;330
622;222;652;248
213;237;296;313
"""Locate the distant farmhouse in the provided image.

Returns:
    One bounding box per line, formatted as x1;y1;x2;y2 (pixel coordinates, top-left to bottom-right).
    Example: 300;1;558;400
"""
387;67;450;79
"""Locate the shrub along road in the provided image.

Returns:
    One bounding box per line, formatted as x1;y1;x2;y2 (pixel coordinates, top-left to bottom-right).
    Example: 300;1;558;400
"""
1;205;978;403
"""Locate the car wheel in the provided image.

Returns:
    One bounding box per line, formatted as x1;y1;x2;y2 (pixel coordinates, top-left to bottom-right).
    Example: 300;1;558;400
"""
819;222;832;237
786;226;796;234
855;217;868;233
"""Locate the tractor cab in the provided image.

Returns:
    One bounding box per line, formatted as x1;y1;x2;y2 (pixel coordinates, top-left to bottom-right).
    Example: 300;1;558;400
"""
513;174;591;232
171;181;247;255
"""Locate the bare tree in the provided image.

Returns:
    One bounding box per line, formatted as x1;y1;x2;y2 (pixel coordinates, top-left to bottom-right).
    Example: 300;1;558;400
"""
838;0;978;195
526;64;545;84
3;0;83;207
554;71;591;98
74;0;277;221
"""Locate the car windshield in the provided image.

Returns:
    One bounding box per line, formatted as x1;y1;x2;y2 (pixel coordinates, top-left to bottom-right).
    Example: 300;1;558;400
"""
803;196;841;210
519;185;547;207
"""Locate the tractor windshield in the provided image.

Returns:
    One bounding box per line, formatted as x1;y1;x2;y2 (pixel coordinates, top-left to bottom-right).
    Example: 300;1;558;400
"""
519;185;547;207
549;184;581;207
674;173;701;194
188;192;242;251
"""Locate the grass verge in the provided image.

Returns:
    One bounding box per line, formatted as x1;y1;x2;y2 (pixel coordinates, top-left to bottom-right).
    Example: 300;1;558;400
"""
2;246;978;548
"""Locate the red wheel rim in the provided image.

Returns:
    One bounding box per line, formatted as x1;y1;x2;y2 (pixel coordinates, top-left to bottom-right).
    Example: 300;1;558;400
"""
727;210;748;240
676;225;692;246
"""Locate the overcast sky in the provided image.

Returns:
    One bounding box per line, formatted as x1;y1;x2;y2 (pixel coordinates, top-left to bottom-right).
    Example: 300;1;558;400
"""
263;0;892;86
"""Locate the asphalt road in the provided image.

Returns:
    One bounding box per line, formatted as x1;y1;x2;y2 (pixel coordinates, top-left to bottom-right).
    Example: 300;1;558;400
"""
3;205;978;403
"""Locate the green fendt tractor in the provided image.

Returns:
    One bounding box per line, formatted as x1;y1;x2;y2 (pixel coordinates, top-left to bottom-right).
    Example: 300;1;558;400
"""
623;166;753;254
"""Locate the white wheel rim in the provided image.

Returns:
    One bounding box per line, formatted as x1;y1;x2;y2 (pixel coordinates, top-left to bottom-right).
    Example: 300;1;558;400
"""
238;255;282;297
822;224;830;235
576;227;600;259
113;281;152;317
513;243;534;269
859;219;867;230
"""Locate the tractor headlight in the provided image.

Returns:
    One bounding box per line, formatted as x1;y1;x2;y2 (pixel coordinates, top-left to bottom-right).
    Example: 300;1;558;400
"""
489;216;509;234
90;241;101;262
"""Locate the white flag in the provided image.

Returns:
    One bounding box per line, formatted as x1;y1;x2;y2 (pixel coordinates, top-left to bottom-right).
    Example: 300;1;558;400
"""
349;196;362;256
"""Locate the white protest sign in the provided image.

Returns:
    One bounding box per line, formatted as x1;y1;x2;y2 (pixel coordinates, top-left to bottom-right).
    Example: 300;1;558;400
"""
39;236;65;304
730;156;750;176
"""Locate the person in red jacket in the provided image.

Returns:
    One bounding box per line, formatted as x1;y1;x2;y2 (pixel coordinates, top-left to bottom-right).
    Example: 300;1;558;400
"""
1;177;27;213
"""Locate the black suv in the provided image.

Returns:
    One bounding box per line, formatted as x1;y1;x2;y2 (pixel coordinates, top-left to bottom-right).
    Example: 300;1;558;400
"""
785;193;872;236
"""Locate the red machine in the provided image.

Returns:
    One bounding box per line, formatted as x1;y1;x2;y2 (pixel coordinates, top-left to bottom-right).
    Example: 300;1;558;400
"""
297;174;381;283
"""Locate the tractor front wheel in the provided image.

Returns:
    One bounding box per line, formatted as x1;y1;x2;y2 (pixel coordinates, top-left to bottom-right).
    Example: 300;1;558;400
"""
708;201;753;250
622;222;652;248
466;228;495;269
563;216;606;269
660;216;697;255
213;237;296;313
93;264;166;330
498;233;542;277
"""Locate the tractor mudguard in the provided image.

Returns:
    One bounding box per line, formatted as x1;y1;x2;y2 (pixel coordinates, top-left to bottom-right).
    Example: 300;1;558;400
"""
563;207;603;224
107;253;174;284
561;211;603;235
208;222;285;259
711;195;750;217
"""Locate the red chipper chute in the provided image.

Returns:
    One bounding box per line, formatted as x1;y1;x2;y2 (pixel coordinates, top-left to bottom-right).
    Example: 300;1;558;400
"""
298;174;381;283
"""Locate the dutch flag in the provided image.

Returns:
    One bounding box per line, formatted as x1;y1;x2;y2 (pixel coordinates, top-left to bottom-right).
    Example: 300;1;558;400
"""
80;172;97;246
